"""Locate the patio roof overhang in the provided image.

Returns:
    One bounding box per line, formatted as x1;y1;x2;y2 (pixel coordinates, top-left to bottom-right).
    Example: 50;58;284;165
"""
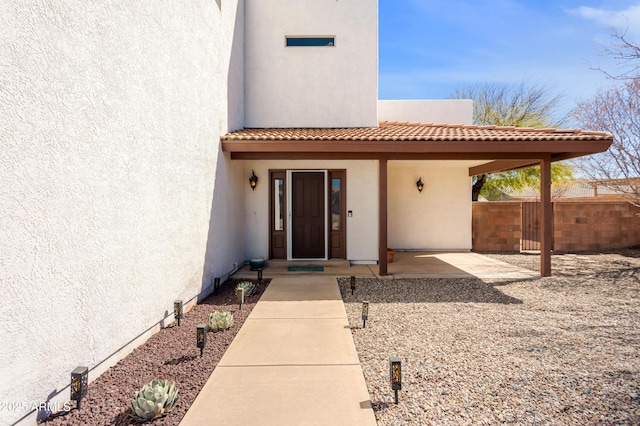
221;122;613;175
222;122;613;278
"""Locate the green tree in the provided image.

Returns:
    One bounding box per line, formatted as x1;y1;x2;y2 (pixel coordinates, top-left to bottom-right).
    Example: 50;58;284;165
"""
451;81;573;201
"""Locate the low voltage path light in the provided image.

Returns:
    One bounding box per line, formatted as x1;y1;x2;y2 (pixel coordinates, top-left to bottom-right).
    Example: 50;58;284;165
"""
362;300;369;328
249;170;258;191
416;177;424;193
214;277;220;295
196;324;207;357
390;357;402;404
350;276;356;295
174;300;184;326
70;366;88;410
237;287;244;310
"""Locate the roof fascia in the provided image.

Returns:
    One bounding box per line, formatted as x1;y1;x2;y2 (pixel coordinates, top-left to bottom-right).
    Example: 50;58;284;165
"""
224;139;612;164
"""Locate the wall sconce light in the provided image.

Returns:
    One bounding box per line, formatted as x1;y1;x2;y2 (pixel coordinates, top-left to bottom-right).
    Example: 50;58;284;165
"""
70;366;88;410
362;300;369;328
196;324;207;356
249;170;258;191
237;287;244;310
416;177;424;193
389;356;402;404
350;276;356;295
174;300;183;326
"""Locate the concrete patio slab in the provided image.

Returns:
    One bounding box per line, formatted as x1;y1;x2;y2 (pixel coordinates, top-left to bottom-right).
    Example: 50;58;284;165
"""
233;251;539;280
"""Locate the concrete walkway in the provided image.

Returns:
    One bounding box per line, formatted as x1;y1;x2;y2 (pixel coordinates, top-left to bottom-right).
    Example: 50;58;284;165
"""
179;276;376;426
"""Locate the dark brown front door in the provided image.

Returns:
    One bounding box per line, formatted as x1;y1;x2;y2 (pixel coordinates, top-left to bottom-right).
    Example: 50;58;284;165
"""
292;172;325;258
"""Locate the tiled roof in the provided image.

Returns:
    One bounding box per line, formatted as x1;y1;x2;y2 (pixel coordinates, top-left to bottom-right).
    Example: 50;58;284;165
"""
222;121;613;142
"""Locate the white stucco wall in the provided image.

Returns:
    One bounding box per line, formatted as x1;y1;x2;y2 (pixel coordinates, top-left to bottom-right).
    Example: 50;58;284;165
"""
244;0;378;128
388;161;473;250
0;2;245;424
242;161;379;262
378;100;473;125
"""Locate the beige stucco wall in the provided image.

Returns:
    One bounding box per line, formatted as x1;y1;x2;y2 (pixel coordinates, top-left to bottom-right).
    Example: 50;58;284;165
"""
0;2;245;424
244;0;378;127
388;161;473;251
243;160;379;262
242;159;474;262
378;100;473;125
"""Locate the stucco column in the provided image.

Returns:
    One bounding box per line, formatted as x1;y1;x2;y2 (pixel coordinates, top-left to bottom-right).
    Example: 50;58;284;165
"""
540;157;552;277
379;159;388;276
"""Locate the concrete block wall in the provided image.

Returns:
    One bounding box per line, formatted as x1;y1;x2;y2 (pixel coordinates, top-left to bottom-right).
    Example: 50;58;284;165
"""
472;201;640;252
472;202;521;252
553;202;640;251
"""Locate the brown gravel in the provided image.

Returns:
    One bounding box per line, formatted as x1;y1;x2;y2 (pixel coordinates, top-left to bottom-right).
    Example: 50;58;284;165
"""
43;278;269;426
340;250;640;425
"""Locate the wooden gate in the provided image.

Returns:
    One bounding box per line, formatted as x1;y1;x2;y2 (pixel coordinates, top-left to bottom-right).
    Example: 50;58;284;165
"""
521;202;553;251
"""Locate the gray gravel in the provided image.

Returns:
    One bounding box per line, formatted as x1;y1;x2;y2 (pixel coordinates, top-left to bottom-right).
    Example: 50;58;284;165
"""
339;250;640;425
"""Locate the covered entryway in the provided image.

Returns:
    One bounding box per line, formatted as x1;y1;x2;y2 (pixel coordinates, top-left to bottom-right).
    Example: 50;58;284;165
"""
224;122;612;277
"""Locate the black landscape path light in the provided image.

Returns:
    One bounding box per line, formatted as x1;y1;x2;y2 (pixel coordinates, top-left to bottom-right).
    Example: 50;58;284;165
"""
196;324;207;357
70;366;88;410
350;276;356;295
214;277;220;295
390;356;402;404
237;287;244;310
174;300;184;326
362;300;369;328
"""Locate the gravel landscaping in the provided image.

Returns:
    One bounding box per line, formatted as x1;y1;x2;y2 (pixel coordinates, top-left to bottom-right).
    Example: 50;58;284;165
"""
44;278;269;426
339;250;640;425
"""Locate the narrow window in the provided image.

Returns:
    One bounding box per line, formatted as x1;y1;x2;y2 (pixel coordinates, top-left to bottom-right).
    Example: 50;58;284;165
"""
331;178;341;231
274;178;284;231
286;36;335;47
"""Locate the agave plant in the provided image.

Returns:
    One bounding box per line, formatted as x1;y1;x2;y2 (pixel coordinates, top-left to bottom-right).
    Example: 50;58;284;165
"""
235;280;256;297
130;379;178;421
207;310;234;331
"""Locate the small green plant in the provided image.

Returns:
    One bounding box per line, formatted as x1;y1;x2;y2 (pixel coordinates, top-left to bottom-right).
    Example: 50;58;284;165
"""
207;310;234;331
235;281;256;297
130;379;178;421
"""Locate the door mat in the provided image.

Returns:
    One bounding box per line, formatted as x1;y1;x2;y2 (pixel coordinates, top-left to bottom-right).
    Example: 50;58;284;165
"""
287;265;324;272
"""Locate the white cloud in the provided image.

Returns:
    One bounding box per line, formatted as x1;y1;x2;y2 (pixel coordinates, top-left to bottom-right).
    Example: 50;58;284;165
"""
572;4;640;37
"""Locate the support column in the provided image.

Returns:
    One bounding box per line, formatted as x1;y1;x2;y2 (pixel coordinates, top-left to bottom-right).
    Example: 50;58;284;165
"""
540;157;552;277
379;159;388;276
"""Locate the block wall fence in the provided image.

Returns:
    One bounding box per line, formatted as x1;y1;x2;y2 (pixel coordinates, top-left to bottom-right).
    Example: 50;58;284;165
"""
472;201;640;252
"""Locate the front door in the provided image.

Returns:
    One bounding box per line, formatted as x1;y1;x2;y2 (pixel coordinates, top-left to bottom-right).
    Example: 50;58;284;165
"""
292;172;325;258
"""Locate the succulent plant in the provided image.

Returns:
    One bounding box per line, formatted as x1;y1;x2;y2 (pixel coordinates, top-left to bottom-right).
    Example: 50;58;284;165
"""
130;379;178;421
207;310;234;331
235;280;256;297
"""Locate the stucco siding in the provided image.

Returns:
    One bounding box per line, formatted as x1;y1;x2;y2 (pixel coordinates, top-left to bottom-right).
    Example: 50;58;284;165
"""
388;161;473;250
0;2;244;424
378;100;473;125
244;0;378;128
243;160;379;262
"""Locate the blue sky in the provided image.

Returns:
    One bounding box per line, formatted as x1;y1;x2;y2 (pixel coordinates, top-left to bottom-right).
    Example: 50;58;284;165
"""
379;0;640;119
